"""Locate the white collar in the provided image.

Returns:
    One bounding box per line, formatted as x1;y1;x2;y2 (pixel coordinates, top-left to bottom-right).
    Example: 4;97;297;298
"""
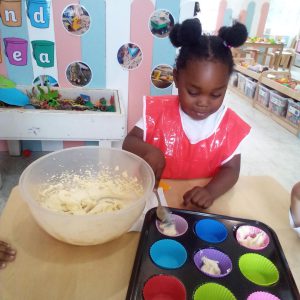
179;104;227;143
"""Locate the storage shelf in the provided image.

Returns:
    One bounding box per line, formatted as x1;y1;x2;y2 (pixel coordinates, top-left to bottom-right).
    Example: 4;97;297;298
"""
260;76;300;101
253;102;298;135
228;85;254;104
233;66;300;137
234;65;261;81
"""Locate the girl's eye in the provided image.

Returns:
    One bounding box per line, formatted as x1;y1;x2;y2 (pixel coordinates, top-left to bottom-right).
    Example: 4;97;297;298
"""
211;94;221;98
188;90;199;96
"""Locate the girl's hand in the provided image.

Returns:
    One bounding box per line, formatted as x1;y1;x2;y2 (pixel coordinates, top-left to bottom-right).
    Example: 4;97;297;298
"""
183;186;215;209
0;241;16;269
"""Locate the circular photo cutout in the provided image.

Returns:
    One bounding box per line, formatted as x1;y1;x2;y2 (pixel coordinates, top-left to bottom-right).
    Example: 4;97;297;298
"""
62;4;90;35
117;43;142;70
151;65;174;89
149;9;175;38
66;61;92;87
33;75;59;87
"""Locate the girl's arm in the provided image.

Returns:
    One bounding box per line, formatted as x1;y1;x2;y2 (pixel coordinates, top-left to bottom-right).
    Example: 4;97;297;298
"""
183;154;240;209
122;126;166;186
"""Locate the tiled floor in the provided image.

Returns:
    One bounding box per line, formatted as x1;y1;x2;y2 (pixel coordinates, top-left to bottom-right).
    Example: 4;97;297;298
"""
0;152;48;212
226;89;300;191
1;73;300;214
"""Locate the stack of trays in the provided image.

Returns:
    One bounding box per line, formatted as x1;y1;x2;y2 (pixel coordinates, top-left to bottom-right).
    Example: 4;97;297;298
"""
126;208;299;300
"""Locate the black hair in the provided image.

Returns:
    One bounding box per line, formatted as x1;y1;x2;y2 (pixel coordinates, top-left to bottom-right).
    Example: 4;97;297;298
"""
169;18;248;74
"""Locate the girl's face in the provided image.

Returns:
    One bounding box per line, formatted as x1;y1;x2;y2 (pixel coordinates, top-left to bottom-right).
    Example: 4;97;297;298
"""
173;60;229;120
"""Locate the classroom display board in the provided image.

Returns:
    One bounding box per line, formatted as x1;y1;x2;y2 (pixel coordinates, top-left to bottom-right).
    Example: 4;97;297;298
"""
0;0;269;152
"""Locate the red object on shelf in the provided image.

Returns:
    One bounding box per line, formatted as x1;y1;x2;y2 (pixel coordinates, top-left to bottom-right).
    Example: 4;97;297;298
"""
22;149;31;157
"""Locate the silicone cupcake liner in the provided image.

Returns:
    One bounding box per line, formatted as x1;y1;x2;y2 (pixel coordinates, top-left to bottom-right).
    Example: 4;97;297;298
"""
247;291;281;300
156;214;188;237
239;253;279;286
149;239;187;269
143;274;186;300
193;282;236;300
236;225;270;250
195;218;228;243
194;248;232;278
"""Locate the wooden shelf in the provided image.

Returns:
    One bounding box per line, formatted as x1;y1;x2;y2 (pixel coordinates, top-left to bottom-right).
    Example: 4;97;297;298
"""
260;74;300;101
228;85;254;104
232;67;300;137
234;66;300;101
234;65;261;81
253;102;298;135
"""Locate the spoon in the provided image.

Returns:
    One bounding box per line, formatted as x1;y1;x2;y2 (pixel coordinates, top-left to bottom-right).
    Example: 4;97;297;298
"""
154;189;174;226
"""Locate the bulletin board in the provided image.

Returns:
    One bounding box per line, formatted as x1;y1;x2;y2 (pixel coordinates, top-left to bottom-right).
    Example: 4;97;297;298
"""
0;0;270;152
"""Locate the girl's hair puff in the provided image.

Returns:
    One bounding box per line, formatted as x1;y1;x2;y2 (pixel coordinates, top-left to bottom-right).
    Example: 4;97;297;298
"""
169;18;248;74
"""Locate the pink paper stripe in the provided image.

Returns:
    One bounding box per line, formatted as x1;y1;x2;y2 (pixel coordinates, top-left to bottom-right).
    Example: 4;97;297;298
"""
256;2;270;37
63;141;85;149
239;10;247;24
0;140;8;151
52;1;81;87
128;0;154;131
0;33;7;77
215;0;227;31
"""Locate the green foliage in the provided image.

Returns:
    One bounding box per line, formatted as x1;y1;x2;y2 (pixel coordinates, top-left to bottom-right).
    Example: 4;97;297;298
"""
36;85;59;103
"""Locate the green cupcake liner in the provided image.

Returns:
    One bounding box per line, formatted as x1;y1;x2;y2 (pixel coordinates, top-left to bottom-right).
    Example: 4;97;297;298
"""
193;282;236;300
239;253;279;286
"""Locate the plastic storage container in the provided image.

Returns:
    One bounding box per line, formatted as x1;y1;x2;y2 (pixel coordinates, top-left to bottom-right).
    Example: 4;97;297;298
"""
237;73;247;93
257;84;271;107
244;77;257;99
269;90;289;117
19;146;155;246
229;71;238;87
286;99;300;125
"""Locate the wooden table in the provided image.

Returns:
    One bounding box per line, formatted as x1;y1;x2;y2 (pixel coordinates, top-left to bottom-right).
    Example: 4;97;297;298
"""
241;42;284;69
0;176;299;299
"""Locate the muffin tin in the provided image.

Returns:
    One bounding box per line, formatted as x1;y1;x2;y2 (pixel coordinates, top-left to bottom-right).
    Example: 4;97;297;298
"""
126;208;299;300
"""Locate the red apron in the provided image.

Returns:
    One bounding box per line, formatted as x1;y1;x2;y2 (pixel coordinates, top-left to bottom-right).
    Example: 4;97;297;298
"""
145;95;251;179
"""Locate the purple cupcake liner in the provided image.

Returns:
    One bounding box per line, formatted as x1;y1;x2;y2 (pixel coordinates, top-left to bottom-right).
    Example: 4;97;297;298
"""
194;248;232;278
156;214;188;237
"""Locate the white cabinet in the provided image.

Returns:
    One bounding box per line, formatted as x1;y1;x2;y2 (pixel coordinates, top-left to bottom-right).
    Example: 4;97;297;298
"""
0;87;126;153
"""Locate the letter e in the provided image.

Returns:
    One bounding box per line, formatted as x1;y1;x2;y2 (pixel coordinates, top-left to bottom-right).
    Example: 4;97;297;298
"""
13;51;22;61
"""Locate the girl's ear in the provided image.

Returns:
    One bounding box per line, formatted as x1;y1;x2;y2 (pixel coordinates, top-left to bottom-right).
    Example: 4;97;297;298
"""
173;68;178;88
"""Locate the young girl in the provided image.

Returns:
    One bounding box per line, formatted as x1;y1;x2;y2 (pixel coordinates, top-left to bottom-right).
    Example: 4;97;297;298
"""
290;182;300;237
0;241;16;269
123;18;250;209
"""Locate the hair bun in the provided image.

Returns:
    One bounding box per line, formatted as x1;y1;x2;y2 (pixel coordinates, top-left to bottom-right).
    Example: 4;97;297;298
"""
169;18;202;47
218;22;248;48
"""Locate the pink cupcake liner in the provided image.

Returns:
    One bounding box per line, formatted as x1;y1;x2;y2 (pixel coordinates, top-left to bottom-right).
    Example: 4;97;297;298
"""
236;225;270;250
247;291;281;300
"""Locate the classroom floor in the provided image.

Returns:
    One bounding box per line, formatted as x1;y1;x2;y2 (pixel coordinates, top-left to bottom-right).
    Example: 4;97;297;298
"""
0;68;300;214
